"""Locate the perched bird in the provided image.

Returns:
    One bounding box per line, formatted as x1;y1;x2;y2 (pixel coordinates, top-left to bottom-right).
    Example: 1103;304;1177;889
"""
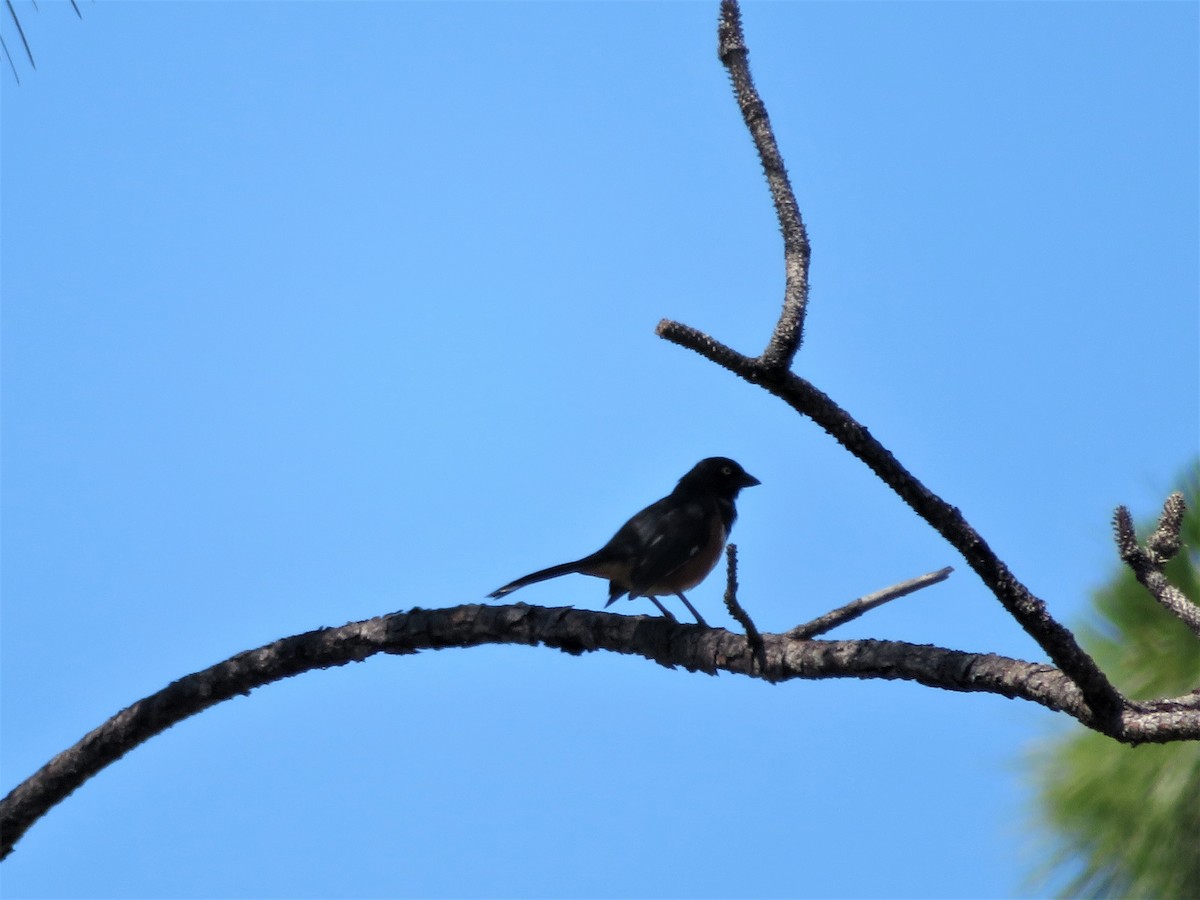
488;457;760;626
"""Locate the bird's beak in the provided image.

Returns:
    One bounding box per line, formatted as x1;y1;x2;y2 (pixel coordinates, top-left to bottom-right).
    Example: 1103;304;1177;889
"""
741;472;761;488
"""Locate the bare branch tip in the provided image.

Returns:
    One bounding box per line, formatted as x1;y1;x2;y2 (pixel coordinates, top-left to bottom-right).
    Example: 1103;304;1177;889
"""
1149;491;1186;560
1162;490;1187;523
1112;505;1139;560
722;543;740;611
719;1;744;40
718;0;747;63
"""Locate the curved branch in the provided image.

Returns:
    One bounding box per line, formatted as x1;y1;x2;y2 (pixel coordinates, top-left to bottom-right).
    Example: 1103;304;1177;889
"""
3;603;1194;861
717;0;810;371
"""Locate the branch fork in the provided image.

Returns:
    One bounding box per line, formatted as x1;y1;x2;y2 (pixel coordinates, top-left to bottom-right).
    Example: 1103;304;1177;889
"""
1113;493;1200;637
661;0;1195;732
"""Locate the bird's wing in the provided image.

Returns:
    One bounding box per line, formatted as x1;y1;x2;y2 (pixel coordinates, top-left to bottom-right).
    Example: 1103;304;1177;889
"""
618;496;715;594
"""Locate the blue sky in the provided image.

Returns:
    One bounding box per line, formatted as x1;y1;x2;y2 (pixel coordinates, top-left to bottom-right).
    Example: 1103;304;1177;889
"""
2;2;1196;897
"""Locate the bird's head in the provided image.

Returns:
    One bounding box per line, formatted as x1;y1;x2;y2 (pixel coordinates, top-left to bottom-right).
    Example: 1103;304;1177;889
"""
679;457;761;496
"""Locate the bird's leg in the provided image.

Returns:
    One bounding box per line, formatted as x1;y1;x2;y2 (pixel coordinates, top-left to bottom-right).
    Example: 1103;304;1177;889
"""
675;592;709;628
647;596;679;622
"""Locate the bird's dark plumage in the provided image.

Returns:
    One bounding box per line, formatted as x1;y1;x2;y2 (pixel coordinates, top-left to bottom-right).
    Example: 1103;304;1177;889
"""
488;457;760;626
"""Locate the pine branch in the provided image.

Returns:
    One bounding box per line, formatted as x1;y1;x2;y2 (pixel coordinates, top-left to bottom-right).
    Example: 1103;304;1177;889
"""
1113;493;1200;637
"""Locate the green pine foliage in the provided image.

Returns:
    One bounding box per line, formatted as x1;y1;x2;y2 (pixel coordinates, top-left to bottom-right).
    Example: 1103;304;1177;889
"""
1029;462;1200;898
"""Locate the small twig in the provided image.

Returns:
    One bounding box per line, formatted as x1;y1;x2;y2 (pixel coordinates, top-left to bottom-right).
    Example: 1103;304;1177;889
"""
717;0;810;372
1113;494;1200;638
788;567;954;640
722;544;766;671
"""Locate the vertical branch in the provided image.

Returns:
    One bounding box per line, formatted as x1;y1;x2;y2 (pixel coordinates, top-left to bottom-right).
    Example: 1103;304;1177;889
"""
722;544;766;672
718;0;810;372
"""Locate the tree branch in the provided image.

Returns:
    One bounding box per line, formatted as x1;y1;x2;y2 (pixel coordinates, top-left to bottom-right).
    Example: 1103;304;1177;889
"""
721;544;766;672
656;321;1125;724
788;566;953;640
4;602;1195;860
717;0;810;371
1113;493;1200;637
651;0;1150;726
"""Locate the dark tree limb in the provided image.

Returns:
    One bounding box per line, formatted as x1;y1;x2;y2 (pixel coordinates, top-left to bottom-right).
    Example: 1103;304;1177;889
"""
4;603;1196;860
648;0;1171;729
655;323;1126;725
1113;493;1200;637
789;566;953;640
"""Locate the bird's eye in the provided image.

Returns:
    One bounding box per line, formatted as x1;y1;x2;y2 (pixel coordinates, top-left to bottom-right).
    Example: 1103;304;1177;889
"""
722;466;732;475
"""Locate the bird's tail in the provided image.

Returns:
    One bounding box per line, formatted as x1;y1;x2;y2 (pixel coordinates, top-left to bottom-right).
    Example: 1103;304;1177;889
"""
487;559;590;599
